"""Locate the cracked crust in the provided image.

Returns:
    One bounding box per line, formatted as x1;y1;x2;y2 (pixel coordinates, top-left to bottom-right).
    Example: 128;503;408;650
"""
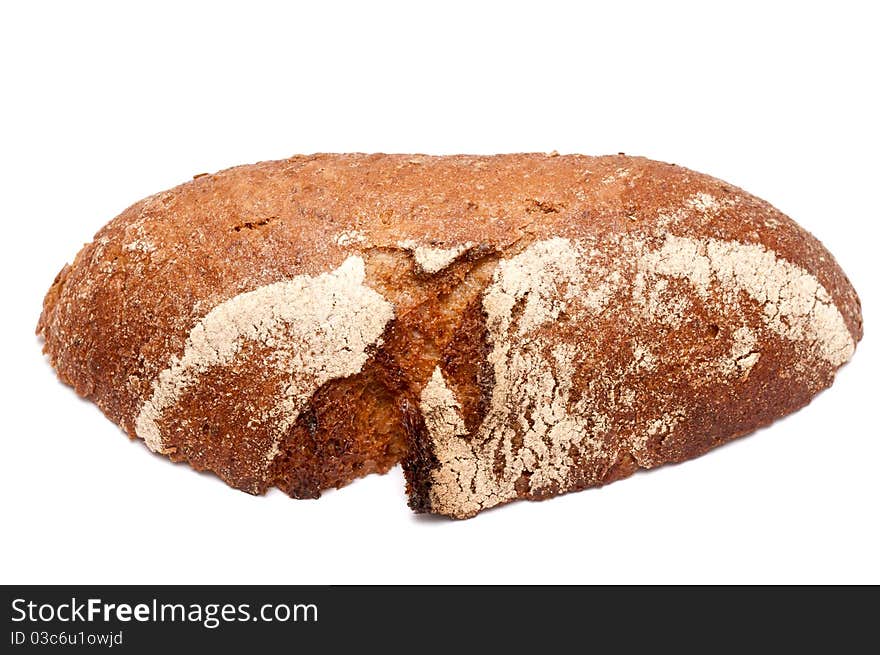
36;153;862;509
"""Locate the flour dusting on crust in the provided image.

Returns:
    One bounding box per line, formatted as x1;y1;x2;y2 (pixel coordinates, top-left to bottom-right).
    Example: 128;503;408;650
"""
637;234;854;366
135;256;394;461
428;238;611;517
397;240;474;274
335;229;367;246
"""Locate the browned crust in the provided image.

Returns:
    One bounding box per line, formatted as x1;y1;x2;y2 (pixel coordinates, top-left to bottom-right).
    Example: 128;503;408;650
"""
36;154;863;514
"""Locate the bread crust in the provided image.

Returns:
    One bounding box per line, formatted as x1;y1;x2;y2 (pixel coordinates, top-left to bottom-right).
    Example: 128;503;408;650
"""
37;153;862;514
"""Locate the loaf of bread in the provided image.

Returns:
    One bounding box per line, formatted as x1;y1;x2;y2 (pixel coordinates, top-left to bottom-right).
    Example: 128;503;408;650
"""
38;153;862;518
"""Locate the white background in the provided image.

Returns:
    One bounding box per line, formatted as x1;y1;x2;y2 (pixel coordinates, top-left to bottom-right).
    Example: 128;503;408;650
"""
1;1;877;584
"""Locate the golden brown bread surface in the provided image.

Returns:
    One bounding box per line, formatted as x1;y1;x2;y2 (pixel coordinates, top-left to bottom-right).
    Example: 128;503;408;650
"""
37;153;862;517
